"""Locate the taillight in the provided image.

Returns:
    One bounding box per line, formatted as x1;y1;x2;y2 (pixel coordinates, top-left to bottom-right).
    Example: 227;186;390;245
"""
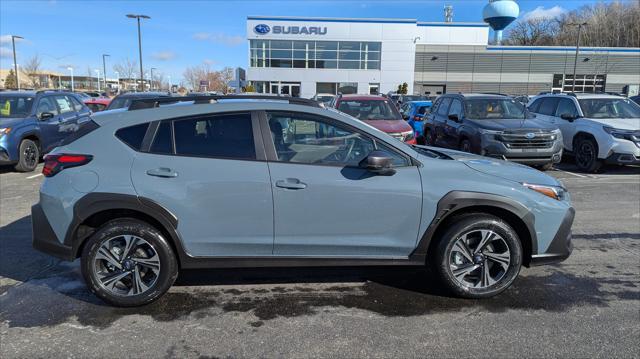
42;154;93;177
413;116;423;121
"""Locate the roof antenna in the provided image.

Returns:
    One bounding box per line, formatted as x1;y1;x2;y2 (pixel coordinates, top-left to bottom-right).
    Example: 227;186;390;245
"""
444;5;453;23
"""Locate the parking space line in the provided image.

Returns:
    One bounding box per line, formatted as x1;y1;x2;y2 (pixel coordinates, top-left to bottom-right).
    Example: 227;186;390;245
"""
26;174;43;179
554;169;590;178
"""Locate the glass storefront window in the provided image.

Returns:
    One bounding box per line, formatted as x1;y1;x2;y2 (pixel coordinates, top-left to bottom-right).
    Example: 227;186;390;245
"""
249;40;381;70
317;82;337;94
338;82;358;94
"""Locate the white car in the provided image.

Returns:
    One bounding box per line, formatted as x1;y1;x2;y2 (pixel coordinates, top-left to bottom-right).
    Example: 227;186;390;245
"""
527;93;640;172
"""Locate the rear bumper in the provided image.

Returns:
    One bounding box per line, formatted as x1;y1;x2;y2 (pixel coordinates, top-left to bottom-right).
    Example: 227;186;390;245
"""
530;207;574;266
31;203;74;261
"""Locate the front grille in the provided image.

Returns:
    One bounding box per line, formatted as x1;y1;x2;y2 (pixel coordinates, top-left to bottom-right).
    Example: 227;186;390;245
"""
497;130;556;149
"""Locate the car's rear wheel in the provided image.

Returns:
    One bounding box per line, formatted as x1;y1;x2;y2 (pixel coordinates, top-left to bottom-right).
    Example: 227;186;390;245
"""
81;218;178;307
430;213;522;299
574;137;602;173
14;139;39;172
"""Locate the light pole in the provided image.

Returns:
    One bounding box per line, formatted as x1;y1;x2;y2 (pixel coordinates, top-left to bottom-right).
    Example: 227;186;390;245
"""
11;35;23;90
115;71;120;92
126;14;151;91
569;22;588;93
95;69;101;92
67;67;74;92
102;54;110;91
150;67;156;90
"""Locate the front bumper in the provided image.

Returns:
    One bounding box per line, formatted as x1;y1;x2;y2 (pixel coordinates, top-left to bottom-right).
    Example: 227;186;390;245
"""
32;203;74;261
0;147;15;165
530;207;575;266
481;135;564;165
605;153;640;165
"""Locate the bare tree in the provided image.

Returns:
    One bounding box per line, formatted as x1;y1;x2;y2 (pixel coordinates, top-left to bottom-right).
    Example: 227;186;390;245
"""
21;55;43;88
218;67;235;94
505;1;640;48
113;58;138;82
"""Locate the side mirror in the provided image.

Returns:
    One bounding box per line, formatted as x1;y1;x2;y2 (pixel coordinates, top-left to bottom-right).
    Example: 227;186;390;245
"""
39;112;54;120
560;113;576;122
448;114;460;122
359;150;396;176
402;114;409;120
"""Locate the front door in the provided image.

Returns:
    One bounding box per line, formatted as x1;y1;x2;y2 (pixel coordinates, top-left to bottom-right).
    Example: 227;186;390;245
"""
34;96;63;153
264;111;422;257
130;112;274;257
444;98;464;149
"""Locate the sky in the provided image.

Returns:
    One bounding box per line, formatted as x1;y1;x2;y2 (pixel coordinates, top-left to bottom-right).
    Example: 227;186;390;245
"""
0;0;620;85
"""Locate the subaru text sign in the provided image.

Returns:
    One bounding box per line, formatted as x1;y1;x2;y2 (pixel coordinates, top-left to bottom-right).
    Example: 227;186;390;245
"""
254;23;327;35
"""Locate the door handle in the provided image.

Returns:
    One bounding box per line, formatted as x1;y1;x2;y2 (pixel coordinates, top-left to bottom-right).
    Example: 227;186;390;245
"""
146;167;178;178
276;178;307;190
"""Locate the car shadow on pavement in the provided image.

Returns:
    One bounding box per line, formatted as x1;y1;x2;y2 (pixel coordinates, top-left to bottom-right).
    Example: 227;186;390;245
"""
1;215;638;329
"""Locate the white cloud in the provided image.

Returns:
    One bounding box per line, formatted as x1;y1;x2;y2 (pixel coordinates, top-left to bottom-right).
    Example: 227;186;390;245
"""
1;35;13;45
151;51;177;61
522;6;567;21
203;59;216;66
0;47;12;58
193;32;244;46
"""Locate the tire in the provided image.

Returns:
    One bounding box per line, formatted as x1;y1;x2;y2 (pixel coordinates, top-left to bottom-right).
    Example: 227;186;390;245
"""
537;162;554;171
81;218;178;307
14;139;40;172
429;213;523;299
574;137;602;173
424;129;435;146
460;139;472;153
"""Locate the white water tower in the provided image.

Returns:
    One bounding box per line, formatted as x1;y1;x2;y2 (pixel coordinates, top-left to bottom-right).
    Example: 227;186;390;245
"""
483;0;519;45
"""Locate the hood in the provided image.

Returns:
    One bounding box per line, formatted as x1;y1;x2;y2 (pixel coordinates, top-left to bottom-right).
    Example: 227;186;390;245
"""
0;117;29;128
431;147;561;187
586;117;640;131
364;119;413;133
465;118;556;131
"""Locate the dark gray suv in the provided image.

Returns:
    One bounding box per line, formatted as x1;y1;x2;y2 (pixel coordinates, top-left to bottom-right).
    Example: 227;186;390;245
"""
425;94;563;170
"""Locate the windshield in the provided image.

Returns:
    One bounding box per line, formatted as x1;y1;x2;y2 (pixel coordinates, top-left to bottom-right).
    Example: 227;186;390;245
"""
578;98;640;119
466;99;527;120
0;95;35;118
338;99;401;121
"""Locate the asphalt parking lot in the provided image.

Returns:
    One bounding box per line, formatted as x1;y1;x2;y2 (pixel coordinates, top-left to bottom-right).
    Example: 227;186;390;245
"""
1;163;639;358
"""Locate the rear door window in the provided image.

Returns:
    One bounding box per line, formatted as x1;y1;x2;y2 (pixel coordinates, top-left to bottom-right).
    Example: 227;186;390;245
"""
54;95;75;114
150;121;173;154
173;113;255;159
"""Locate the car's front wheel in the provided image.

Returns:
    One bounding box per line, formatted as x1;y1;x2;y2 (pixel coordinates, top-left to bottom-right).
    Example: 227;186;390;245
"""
81;218;178;307
14;139;39;172
574;137;602;173
430;213;523;299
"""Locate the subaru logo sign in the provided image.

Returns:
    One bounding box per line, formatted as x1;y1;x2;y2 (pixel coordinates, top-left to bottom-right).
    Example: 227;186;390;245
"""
525;132;536;139
254;24;270;34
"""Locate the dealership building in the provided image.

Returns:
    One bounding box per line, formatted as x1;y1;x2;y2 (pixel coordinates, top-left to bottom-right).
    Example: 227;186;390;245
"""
245;16;640;98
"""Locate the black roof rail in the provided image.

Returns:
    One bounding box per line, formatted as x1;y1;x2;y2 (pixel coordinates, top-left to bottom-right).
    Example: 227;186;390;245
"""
128;94;323;111
480;92;510;97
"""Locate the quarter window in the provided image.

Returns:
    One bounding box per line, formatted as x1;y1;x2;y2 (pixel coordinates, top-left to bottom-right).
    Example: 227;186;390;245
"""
150;121;173;154
267;112;375;166
116;123;149;150
173;113;255;159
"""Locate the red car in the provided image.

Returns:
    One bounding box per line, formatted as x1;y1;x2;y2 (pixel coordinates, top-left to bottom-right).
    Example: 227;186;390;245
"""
83;97;112;112
332;94;416;144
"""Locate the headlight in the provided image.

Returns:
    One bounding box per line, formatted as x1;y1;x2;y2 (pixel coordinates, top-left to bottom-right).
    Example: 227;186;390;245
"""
522;182;566;201
403;131;415;141
603;126;638;140
0;127;11;136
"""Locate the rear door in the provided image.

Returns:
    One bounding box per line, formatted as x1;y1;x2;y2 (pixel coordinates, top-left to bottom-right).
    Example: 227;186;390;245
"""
130;112;274;257
52;95;80;145
263;111;422;257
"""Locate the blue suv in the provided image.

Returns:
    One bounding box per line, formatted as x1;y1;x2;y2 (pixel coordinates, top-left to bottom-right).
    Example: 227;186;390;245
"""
31;95;574;307
0;91;91;172
400;100;432;143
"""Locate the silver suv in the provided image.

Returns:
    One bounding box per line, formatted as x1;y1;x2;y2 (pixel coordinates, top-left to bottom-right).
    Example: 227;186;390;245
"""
528;93;640;172
32;95;574;307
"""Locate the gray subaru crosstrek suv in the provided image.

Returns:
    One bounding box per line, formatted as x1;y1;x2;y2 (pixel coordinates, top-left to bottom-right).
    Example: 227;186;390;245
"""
32;95;574;307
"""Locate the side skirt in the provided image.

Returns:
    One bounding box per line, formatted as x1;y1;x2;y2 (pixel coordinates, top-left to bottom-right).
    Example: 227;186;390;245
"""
179;256;425;269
